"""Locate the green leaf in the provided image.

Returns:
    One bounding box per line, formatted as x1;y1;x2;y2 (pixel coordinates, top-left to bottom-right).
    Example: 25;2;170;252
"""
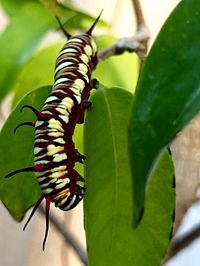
129;0;200;224
0;86;51;221
84;86;175;266
94;35;138;91
0;2;55;103
1;0;106;30
12;42;62;108
0;0;39;16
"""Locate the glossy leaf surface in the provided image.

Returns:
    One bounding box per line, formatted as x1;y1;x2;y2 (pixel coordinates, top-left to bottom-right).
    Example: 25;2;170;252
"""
0;2;54;103
0;0;38;16
129;0;200;224
12;42;62;107
84;86;175;266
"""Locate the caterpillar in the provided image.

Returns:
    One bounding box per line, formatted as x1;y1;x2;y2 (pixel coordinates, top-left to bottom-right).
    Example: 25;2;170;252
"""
5;11;102;250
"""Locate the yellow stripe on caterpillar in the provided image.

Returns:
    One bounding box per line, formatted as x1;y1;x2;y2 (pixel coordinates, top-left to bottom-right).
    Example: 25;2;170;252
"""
78;63;88;74
53;188;70;202
80;53;89;64
53;153;67;162
90;38;97;54
48;170;68;179
48;131;64;137
84;44;93;57
56;107;69;116
47;144;64;156
48;118;64;132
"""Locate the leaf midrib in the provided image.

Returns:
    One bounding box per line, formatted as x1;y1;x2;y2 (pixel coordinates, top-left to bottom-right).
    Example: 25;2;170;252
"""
102;89;119;262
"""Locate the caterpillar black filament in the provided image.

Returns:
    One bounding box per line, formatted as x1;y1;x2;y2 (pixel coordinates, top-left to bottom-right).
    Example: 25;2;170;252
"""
6;11;102;250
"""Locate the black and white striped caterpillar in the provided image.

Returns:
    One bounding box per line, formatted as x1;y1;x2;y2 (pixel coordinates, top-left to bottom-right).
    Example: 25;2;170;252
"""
6;12;102;250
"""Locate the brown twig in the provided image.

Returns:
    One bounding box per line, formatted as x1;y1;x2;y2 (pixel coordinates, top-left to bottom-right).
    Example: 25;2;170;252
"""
164;223;200;263
38;206;87;265
132;0;146;29
98;0;149;61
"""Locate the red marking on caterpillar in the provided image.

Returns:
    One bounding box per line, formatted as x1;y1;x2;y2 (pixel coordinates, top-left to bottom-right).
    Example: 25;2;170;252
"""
5;10;102;250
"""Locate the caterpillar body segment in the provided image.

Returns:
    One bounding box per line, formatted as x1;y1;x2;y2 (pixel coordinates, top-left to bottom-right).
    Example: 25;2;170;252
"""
6;12;102;250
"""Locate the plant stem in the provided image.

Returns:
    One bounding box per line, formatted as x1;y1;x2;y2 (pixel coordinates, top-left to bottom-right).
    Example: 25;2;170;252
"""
164;223;200;263
38;206;88;265
98;0;149;61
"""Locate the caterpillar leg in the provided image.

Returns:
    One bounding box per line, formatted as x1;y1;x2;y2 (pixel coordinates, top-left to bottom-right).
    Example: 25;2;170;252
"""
74;149;86;164
77;154;86;164
83;100;92;109
14;122;35;134
91;78;99;89
77;101;92;124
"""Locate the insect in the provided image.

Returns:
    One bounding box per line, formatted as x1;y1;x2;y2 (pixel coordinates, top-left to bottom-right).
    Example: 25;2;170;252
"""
5;11;102;250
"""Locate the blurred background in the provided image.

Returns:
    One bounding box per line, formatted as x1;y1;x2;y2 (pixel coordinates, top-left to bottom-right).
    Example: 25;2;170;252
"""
2;0;200;265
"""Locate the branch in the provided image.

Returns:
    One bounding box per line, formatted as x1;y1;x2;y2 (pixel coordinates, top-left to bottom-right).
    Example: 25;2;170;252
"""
38;206;88;265
132;0;146;29
98;0;149;61
164;223;200;263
